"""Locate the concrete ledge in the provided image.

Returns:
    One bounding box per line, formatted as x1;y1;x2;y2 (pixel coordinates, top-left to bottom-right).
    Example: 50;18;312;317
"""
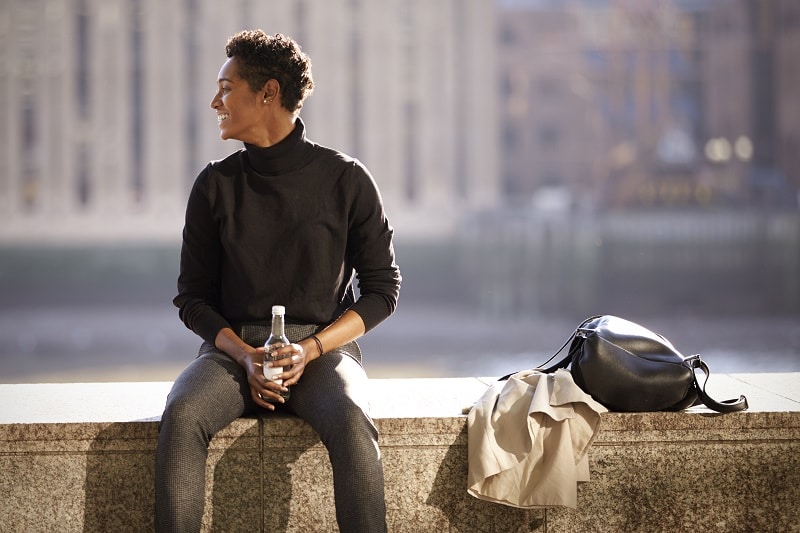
1;374;798;532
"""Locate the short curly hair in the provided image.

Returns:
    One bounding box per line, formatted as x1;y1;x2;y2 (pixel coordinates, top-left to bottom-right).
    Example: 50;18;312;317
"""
225;30;314;114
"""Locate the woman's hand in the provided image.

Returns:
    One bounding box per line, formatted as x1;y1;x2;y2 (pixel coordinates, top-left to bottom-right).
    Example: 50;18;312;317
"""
242;345;288;409
264;342;307;389
214;310;367;409
214;327;291;410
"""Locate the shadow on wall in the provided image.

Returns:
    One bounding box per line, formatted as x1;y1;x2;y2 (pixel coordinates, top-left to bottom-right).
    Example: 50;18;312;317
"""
423;425;542;532
83;422;158;533
82;417;322;532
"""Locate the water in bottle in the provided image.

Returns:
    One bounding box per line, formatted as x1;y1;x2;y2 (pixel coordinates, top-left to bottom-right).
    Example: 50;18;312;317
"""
263;305;291;400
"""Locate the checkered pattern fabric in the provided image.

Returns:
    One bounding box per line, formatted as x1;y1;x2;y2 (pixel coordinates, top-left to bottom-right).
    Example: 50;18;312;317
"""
155;324;386;532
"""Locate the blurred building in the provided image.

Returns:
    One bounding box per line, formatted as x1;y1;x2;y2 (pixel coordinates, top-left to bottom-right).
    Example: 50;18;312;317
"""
701;0;800;207
498;0;708;210
497;0;800;210
3;0;799;247
498;3;606;209
0;0;498;243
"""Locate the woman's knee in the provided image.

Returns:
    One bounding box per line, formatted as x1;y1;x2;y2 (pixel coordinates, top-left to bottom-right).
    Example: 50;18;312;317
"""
159;391;209;438
160;385;239;440
318;401;380;454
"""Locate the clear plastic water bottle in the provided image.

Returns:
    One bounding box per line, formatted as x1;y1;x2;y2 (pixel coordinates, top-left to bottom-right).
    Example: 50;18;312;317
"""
263;305;291;400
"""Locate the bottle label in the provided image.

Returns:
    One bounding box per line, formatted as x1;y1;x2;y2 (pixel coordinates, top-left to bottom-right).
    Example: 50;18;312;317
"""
264;343;284;385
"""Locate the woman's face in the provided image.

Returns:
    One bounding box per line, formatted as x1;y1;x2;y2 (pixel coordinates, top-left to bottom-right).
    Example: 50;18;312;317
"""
210;57;265;143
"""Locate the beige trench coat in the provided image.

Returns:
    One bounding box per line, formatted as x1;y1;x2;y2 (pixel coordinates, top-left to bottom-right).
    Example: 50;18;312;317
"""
467;369;607;508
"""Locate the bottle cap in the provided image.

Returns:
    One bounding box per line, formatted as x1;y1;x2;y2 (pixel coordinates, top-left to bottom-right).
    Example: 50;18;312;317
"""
272;305;286;315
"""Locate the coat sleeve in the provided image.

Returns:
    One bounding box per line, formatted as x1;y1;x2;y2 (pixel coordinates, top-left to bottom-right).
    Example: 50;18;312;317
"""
344;160;402;332
173;164;231;344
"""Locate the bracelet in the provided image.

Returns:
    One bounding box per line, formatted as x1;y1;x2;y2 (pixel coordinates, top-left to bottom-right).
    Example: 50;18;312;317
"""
310;334;324;355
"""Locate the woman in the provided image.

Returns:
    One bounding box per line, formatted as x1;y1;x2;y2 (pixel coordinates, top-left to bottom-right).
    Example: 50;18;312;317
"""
155;30;401;532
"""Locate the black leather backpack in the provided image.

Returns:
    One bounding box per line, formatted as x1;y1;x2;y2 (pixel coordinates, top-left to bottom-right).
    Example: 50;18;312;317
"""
503;315;748;413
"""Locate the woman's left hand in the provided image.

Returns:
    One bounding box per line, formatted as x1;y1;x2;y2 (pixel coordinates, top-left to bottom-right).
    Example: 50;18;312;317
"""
265;342;307;387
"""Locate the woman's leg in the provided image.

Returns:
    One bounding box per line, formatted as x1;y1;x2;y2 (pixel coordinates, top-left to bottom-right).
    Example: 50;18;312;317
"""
287;350;387;533
155;346;254;533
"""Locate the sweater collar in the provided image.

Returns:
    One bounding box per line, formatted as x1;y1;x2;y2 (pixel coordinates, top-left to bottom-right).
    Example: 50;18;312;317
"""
243;117;312;175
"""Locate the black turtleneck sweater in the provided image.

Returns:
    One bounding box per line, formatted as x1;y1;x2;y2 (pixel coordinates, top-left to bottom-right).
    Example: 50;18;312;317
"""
174;119;401;345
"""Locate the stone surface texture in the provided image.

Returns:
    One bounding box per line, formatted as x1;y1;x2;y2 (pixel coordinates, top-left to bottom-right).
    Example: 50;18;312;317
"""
0;374;798;532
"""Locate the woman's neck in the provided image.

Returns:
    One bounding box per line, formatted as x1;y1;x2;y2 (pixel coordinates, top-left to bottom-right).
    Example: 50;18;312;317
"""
248;115;297;148
243;117;310;175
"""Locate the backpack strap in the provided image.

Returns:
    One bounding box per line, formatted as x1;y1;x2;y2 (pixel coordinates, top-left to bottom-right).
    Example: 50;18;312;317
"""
684;355;749;413
498;319;590;381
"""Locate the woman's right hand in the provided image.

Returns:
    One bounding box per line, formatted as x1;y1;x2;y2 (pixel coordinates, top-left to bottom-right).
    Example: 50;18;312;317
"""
214;327;288;410
244;345;293;409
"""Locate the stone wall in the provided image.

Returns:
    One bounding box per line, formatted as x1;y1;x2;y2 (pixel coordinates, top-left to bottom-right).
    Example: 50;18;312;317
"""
1;375;798;532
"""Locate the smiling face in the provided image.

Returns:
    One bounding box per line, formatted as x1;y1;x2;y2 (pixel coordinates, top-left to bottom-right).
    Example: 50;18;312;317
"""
210;57;266;143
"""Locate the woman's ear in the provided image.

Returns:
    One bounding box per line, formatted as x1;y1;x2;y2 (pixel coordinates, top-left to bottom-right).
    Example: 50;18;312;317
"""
262;79;280;103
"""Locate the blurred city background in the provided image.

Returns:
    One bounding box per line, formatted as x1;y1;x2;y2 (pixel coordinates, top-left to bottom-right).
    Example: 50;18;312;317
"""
1;0;799;383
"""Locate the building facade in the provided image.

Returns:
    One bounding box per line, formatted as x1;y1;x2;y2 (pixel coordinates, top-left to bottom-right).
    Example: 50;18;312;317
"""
497;0;800;211
0;0;498;243
702;0;800;206
3;0;798;245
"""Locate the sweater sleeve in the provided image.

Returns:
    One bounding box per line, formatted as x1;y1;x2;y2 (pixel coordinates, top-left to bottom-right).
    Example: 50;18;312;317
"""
346;161;402;332
173;165;231;344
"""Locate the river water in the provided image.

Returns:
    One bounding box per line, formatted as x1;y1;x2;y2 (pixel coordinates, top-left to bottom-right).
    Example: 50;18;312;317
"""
2;301;799;383
1;243;798;383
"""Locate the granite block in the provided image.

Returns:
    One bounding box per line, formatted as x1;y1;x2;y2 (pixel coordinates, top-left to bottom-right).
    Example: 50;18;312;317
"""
1;453;88;532
262;445;338;532
0;375;798;532
204;421;261;532
0;381;173;424
382;429;544;533
547;439;800;533
729;372;800;404
83;440;156;533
